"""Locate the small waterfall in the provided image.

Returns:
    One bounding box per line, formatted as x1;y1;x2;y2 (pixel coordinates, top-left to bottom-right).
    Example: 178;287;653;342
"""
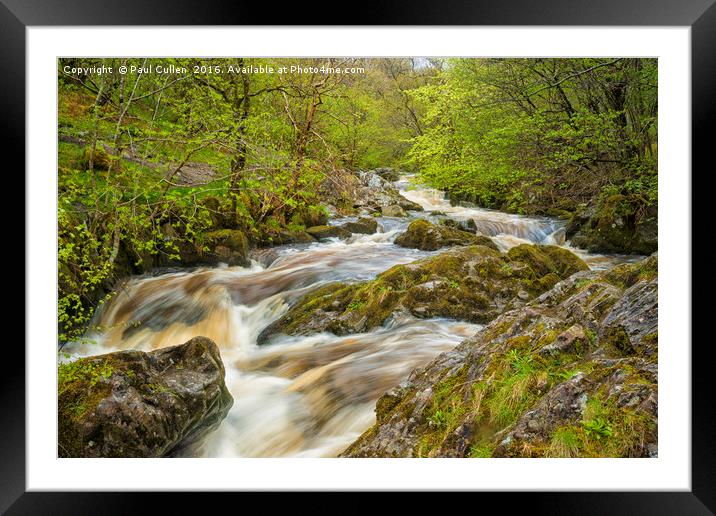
400;186;566;245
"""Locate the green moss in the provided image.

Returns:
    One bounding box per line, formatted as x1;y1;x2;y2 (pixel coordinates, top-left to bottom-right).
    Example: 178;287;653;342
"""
204;229;249;253
395;219;500;251
601;326;635;356
80;145;112;170
556;394;657;457
605;255;658;289
375;392;402;423
58;359;114;393
507;244;588;278
58;357;117;457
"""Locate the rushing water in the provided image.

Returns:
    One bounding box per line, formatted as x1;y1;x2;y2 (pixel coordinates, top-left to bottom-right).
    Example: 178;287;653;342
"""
63;177;642;457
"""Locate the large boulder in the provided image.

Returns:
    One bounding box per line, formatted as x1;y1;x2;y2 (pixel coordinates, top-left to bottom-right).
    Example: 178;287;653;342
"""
257;243;588;344
162;227;250;271
204;229;250;266
566;197;657;255
340;217;378;234
395;219;498;251
58;336;233;458
341;254;658;458
306;225;352;240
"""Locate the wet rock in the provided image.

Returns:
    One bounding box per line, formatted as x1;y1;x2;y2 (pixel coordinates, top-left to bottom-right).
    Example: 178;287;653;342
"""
441;218;478;233
599;279;658;357
566;198;657;255
262;229;316;246
58;336;233;458
249;248;281;268
395;219;499;251
340;217;378;234
341;255;657;458
306;225;352;240
382;205;408;217
204;229;250;266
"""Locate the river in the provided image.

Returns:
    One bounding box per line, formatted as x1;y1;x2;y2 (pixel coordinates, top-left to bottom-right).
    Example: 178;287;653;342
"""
63;177;641;457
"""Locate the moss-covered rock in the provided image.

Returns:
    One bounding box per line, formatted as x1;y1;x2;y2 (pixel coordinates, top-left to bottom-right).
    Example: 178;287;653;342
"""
506;243;590;278
566;197;657;255
200;196;235;229
340;254;658;458
260;228;316;246
372;167;401;182
58;336;233;458
306;225;352;240
292;206;329;228
204;229;250;266
440;218;477;233
340;217;378;234
382;205;408;217
395;219;499;251
257;243;588;345
81;145;112;170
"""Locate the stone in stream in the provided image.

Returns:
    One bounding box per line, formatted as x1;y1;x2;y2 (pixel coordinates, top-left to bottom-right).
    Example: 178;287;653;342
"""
340;253;658;458
440;217;478;233
395;219;498;251
257;243;588;345
58;336;233;458
381;205;408;217
306;225;352;240
340;217;378;234
262;229;317;246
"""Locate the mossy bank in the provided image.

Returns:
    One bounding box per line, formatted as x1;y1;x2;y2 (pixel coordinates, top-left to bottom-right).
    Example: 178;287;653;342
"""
341;254;658;458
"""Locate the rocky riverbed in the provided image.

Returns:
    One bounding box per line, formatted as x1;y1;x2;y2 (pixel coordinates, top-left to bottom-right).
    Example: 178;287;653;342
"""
59;170;655;458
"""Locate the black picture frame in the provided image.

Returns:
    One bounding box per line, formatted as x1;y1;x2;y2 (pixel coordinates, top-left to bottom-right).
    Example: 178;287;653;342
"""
5;0;712;512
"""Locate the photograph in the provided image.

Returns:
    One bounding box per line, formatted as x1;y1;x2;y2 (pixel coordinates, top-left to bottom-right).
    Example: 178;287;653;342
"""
56;56;659;459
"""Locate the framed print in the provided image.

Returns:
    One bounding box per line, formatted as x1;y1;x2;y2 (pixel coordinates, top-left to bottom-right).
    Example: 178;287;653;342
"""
5;0;713;512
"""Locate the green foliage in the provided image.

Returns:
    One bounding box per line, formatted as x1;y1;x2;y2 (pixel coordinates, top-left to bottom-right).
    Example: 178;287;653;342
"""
58;359;113;394
547;427;581;457
581;398;614;440
406;58;658;215
507;349;535;376
427;409;448;429
583;417;613;440
468;443;495;458
346;300;366;312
